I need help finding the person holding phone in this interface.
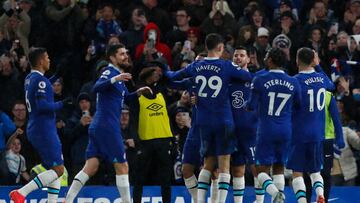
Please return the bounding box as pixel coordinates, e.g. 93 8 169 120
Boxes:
135 22 172 67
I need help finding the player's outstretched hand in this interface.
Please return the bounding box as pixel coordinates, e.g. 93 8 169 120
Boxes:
62 97 73 106
114 73 132 82
137 86 153 96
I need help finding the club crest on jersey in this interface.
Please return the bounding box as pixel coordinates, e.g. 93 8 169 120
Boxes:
102 70 111 75
38 81 46 89
250 83 254 89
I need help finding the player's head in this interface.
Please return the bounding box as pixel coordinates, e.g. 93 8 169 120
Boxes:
296 47 315 68
233 46 250 68
106 43 130 71
205 33 224 55
264 48 286 69
28 47 50 72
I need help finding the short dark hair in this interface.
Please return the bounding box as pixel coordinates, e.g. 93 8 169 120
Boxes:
205 33 224 51
234 46 249 55
28 47 47 68
106 44 125 59
297 47 314 66
267 48 286 67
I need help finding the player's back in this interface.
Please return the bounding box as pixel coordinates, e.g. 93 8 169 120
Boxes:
293 71 328 142
190 58 250 126
24 71 57 134
249 70 301 141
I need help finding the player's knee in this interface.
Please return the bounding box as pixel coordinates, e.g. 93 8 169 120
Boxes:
114 162 128 175
232 167 245 177
53 166 64 177
182 167 193 179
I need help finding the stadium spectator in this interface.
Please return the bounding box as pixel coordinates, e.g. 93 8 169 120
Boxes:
332 126 360 186
65 92 92 180
120 7 148 58
165 7 192 49
253 27 271 68
120 105 137 185
0 53 23 114
134 22 172 68
11 100 40 172
5 136 30 185
200 0 237 38
131 65 173 203
96 4 122 43
0 0 31 56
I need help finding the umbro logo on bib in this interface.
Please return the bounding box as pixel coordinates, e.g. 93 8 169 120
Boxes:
146 103 163 111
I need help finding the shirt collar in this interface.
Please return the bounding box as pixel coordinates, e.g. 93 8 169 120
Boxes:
31 70 44 76
299 69 315 74
204 57 219 60
109 63 122 73
269 69 285 73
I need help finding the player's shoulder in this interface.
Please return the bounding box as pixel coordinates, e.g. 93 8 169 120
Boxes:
255 68 268 75
99 66 116 79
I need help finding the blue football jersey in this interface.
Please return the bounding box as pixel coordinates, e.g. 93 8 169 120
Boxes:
247 70 301 141
230 69 268 139
229 78 257 138
90 64 129 133
292 70 333 143
166 57 252 125
24 70 63 136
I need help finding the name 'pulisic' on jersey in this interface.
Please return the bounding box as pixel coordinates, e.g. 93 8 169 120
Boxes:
304 76 324 85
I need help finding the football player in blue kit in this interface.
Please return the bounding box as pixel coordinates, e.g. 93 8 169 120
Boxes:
10 48 72 203
230 46 264 203
165 33 252 203
287 48 334 203
64 44 151 203
247 48 302 203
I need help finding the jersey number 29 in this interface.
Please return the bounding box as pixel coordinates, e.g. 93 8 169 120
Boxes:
195 75 222 98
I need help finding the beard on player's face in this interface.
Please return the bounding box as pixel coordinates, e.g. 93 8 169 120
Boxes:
119 62 132 72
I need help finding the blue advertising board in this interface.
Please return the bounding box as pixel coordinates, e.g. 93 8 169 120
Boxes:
0 186 359 202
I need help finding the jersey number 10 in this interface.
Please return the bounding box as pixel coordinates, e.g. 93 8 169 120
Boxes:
307 88 326 112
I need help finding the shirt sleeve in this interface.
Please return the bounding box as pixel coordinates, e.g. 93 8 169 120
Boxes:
93 69 117 92
165 64 193 81
329 94 344 144
229 62 252 82
35 79 63 112
315 64 335 91
293 79 302 109
246 76 260 111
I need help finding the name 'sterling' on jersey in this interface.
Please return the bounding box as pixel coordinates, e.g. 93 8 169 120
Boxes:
263 79 294 91
196 65 221 73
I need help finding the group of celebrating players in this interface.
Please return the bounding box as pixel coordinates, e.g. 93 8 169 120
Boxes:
9 33 343 203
